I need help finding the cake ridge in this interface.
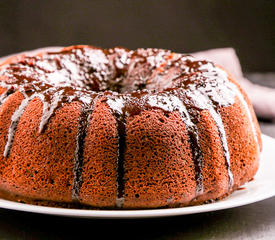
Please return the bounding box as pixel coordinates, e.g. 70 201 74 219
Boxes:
206 101 234 190
165 90 205 196
107 90 206 198
4 91 32 158
229 84 260 153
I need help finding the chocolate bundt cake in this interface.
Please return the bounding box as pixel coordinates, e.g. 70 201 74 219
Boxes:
0 45 261 209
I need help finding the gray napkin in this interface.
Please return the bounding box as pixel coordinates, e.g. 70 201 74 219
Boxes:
0 47 274 119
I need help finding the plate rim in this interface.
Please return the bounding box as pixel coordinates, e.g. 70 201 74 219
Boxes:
0 134 274 219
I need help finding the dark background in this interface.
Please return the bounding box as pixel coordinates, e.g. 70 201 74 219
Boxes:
0 0 274 72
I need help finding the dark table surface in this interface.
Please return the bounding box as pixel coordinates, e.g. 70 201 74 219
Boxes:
0 74 274 240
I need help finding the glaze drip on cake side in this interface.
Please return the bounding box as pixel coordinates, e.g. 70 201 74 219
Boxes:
0 45 254 206
72 101 94 202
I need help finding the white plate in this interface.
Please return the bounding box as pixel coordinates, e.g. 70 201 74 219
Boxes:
0 134 274 219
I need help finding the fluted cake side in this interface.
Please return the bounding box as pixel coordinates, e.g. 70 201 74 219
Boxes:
0 45 261 209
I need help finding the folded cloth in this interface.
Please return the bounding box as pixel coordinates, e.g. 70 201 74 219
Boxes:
0 47 274 119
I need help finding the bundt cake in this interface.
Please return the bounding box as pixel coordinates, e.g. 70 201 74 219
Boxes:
0 45 261 209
